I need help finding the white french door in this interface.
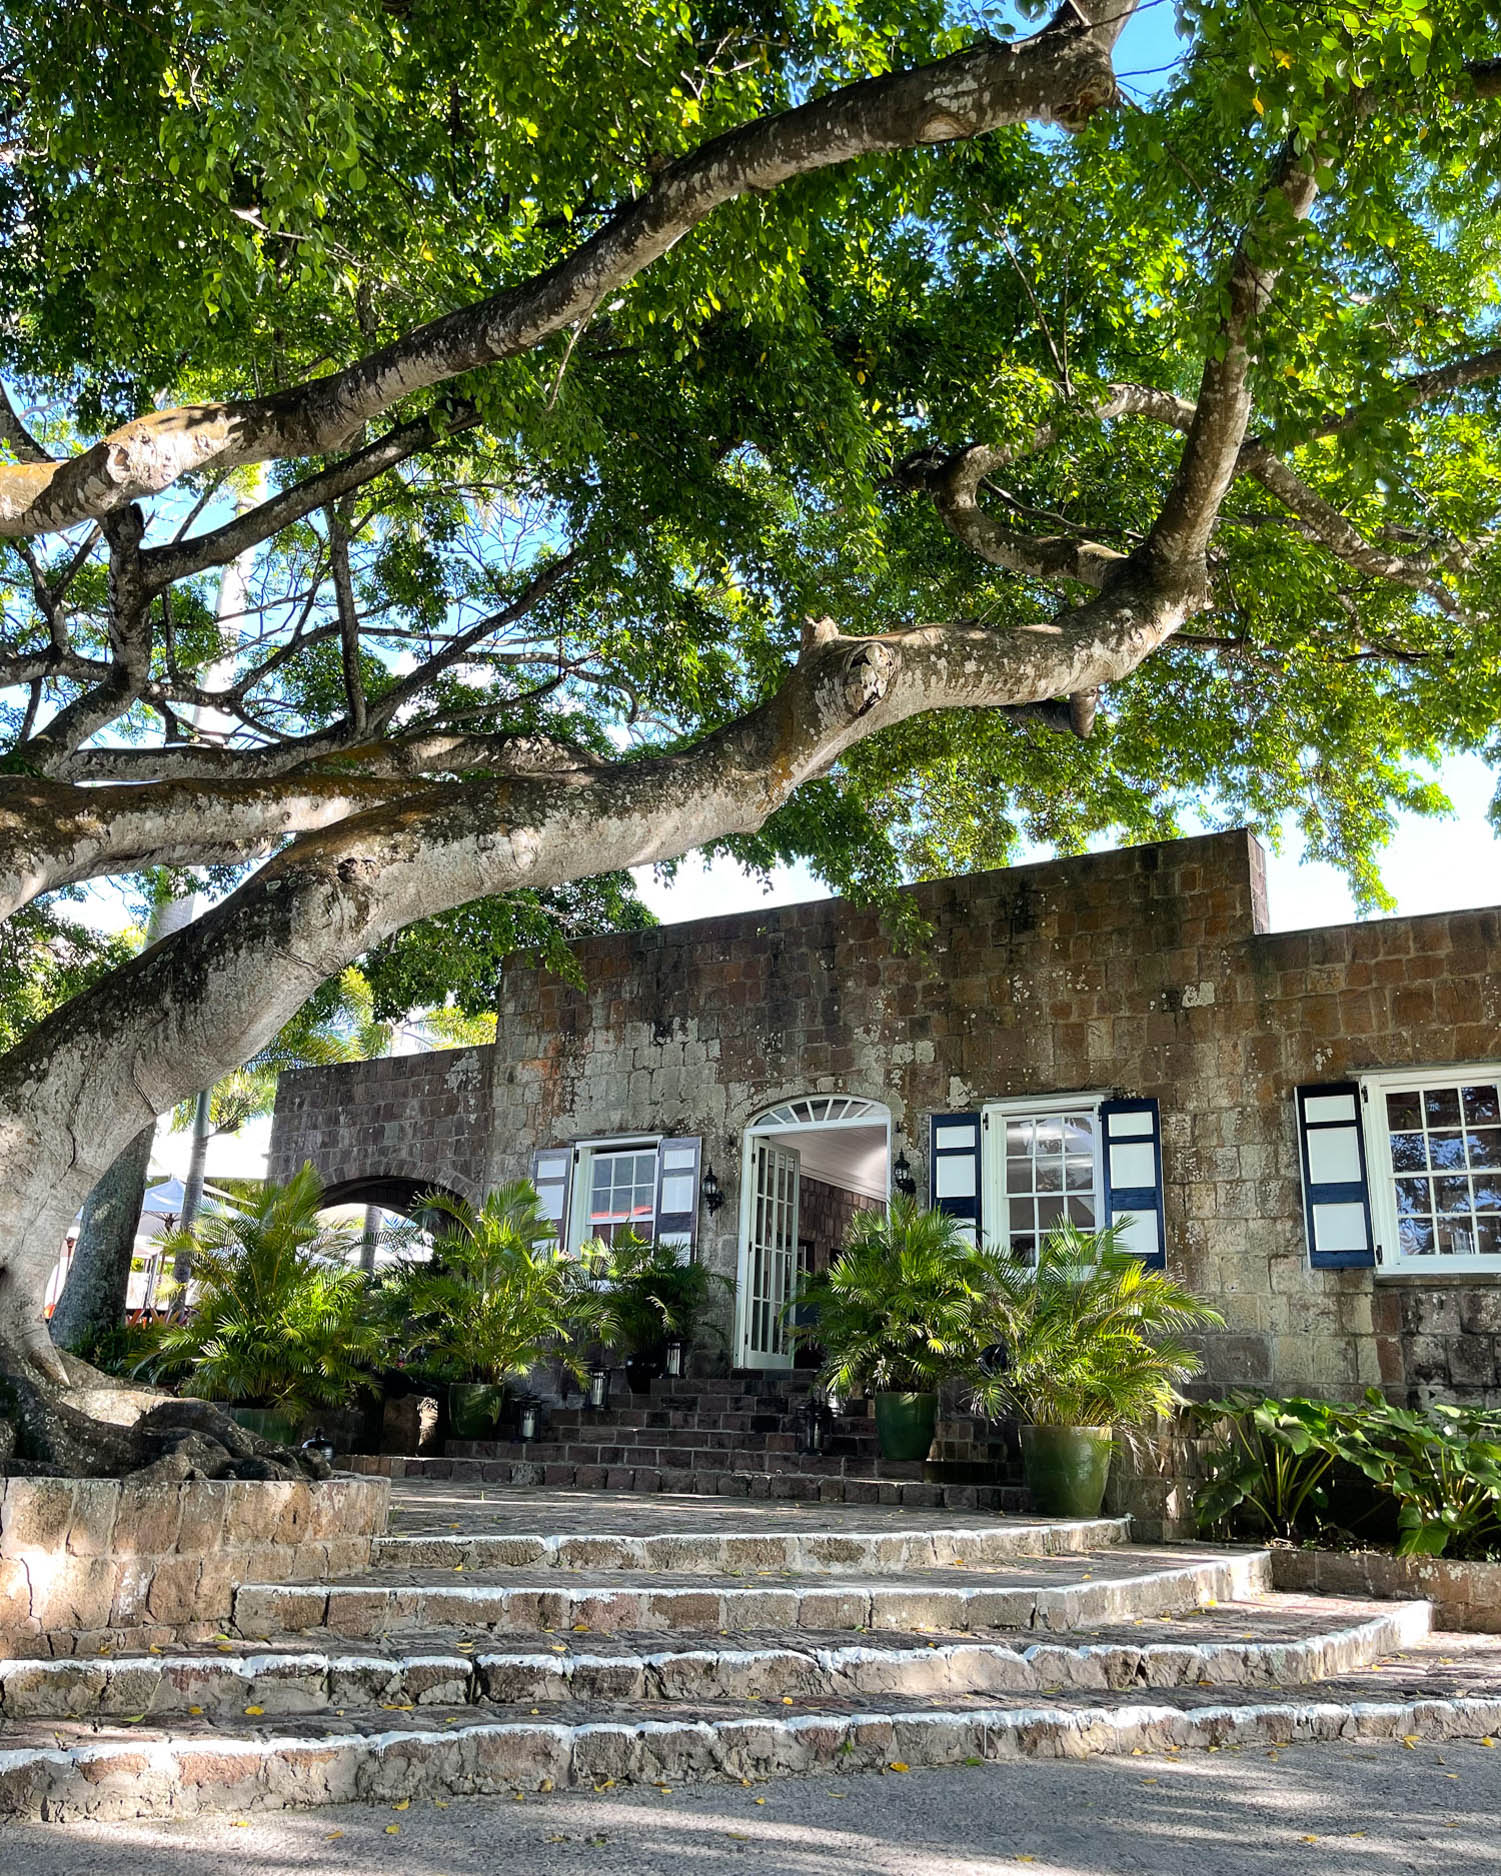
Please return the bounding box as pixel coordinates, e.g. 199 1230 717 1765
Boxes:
736 1138 801 1369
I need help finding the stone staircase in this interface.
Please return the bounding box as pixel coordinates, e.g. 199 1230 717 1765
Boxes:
353 1373 1027 1511
3 1481 1501 1820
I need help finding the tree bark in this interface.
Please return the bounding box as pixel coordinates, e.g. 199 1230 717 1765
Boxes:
47 1121 154 1354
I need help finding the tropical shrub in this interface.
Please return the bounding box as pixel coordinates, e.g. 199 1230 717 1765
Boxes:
588 1231 731 1358
1196 1390 1501 1559
969 1222 1224 1430
786 1196 1010 1395
1192 1395 1356 1541
150 1165 386 1422
390 1180 607 1387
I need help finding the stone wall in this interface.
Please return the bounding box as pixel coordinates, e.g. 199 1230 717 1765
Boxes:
797 1176 884 1276
0 1475 389 1658
270 829 1501 1411
268 1046 495 1210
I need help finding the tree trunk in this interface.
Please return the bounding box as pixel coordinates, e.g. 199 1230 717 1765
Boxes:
47 1120 155 1354
46 888 199 1355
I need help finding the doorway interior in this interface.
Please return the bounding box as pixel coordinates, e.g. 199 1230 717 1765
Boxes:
735 1095 891 1370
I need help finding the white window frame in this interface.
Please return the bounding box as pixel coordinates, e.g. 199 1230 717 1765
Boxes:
981 1090 1110 1260
568 1134 662 1252
1361 1063 1501 1276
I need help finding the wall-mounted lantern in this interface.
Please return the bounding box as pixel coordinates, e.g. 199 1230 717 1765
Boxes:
892 1148 917 1197
701 1164 725 1214
665 1339 685 1378
587 1364 611 1411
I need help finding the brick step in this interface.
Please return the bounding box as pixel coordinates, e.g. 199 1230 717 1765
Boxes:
346 1453 1028 1509
7 1649 1501 1819
370 1515 1129 1575
0 1598 1429 1721
230 1548 1272 1639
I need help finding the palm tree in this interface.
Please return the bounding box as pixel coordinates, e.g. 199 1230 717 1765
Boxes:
388 1182 608 1388
787 1196 1011 1395
149 1165 386 1423
971 1221 1224 1429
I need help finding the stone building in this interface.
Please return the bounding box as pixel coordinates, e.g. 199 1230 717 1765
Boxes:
270 828 1501 1407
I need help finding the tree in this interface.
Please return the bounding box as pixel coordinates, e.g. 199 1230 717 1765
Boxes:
1 0 1500 1456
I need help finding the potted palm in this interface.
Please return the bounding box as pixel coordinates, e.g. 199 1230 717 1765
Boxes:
590 1232 730 1392
787 1197 1008 1462
392 1181 606 1437
973 1221 1224 1518
150 1164 385 1444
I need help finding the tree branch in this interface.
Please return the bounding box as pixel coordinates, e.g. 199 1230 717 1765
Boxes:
139 413 462 591
0 7 1133 539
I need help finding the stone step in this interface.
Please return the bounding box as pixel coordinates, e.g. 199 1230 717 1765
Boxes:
445 1440 899 1472
346 1455 1029 1511
0 1598 1430 1721
6 1636 1501 1820
230 1547 1271 1639
370 1514 1128 1575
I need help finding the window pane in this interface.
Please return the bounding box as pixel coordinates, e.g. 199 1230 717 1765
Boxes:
1429 1130 1467 1171
1398 1218 1436 1256
1390 1131 1428 1172
995 1107 1098 1252
1386 1089 1423 1130
1464 1085 1501 1125
1473 1172 1501 1212
1426 1088 1462 1128
587 1149 657 1243
1438 1217 1480 1254
1477 1219 1501 1257
1395 1177 1430 1217
1467 1131 1501 1169
1436 1176 1473 1216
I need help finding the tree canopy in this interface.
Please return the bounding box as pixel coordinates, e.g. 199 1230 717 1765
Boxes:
1 0 1500 1385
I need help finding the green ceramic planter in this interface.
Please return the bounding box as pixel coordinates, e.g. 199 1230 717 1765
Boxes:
1019 1424 1114 1518
225 1405 302 1448
873 1390 938 1462
448 1382 507 1439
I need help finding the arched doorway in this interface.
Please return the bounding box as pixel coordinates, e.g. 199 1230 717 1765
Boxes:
318 1174 467 1271
735 1095 891 1370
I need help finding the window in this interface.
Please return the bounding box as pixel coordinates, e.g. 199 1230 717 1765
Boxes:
983 1096 1104 1261
579 1143 659 1248
533 1135 703 1255
1365 1069 1501 1270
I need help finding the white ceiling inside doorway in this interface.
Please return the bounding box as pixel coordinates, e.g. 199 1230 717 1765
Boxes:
760 1123 889 1200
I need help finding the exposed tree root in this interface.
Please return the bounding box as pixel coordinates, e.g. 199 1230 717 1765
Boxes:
0 1343 330 1482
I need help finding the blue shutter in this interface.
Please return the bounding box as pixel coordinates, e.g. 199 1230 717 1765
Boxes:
1099 1097 1166 1269
930 1112 982 1242
654 1135 701 1259
530 1146 574 1244
1295 1082 1376 1269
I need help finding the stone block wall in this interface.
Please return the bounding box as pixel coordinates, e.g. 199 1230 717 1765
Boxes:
0 1475 389 1658
268 1046 495 1210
